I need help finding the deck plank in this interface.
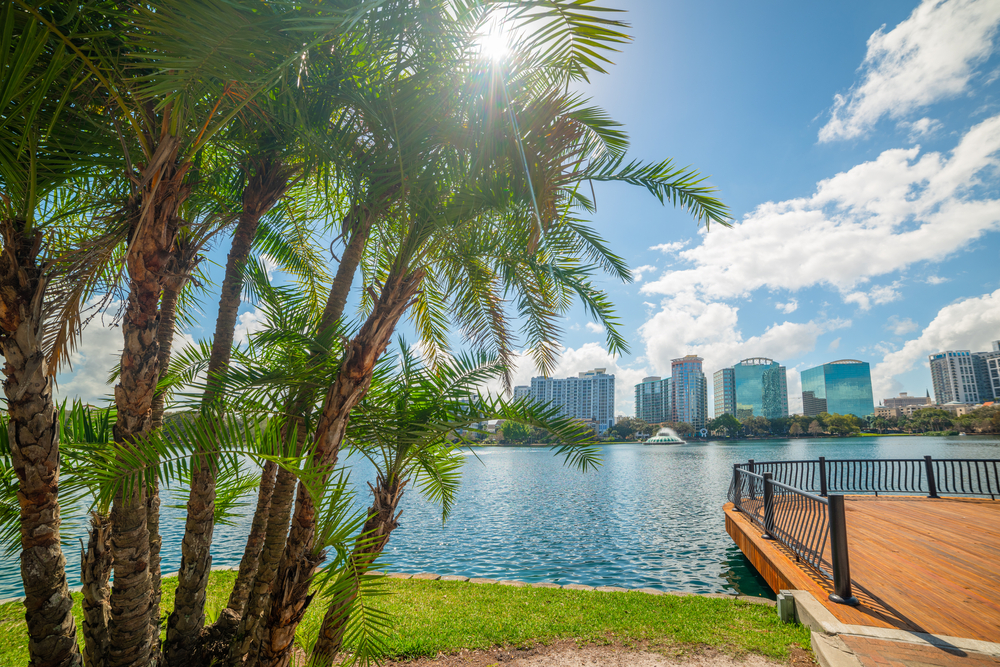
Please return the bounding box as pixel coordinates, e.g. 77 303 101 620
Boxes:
724 496 1000 642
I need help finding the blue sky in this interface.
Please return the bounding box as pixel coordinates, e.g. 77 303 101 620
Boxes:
57 0 1000 417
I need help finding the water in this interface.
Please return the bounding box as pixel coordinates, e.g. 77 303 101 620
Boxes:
2 435 999 600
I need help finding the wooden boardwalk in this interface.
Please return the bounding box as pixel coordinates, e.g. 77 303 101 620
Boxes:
725 495 1000 642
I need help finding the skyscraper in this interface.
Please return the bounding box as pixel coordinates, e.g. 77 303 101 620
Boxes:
732 358 789 420
800 360 874 418
634 376 670 424
930 341 1000 403
513 385 531 401
670 355 707 429
713 368 736 418
530 368 616 433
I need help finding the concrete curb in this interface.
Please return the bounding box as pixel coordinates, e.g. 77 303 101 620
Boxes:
779 590 1000 659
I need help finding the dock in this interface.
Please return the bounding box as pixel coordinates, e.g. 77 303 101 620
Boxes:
725 496 1000 642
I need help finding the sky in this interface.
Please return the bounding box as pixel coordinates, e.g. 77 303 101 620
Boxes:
56 0 1000 419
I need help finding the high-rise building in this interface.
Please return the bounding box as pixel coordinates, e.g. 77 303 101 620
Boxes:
800 360 874 418
513 385 531 401
713 368 736 418
731 358 788 420
634 376 670 424
930 341 1000 404
530 368 615 433
670 355 708 429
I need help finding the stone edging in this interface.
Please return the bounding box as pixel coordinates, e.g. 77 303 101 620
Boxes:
386 572 776 606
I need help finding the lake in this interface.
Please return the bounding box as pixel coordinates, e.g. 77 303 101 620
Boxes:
2 434 999 600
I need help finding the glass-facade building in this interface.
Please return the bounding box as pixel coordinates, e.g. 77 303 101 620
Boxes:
634 376 670 424
800 360 874 418
713 368 736 418
732 358 789 420
670 355 708 429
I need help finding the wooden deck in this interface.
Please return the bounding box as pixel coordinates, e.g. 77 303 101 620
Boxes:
725 495 1000 642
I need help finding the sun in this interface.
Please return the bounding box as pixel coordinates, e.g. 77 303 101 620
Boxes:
475 16 511 61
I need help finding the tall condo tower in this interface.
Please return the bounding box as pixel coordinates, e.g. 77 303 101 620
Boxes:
800 360 874 418
670 355 708 429
930 341 1000 404
530 368 616 433
713 368 736 418
634 376 670 424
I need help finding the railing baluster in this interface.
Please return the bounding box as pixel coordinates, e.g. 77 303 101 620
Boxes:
819 457 828 497
762 472 775 539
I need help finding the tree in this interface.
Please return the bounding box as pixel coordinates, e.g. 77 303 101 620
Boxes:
501 421 531 444
708 414 742 438
789 422 804 436
608 417 649 440
744 416 771 436
808 420 824 436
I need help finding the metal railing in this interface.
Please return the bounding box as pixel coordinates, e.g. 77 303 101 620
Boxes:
736 456 1000 499
728 465 856 605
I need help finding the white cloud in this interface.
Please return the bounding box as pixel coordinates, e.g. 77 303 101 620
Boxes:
776 299 799 314
843 284 902 311
926 274 949 284
886 315 919 335
872 288 1000 399
234 307 268 344
828 337 842 351
632 265 657 282
819 0 1000 142
641 116 1000 305
486 343 649 417
637 294 851 414
649 240 689 254
899 116 943 142
584 322 604 334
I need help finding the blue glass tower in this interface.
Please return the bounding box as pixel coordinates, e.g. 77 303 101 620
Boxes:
800 360 874 418
732 358 789 420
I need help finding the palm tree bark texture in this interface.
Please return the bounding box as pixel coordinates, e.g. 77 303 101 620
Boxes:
311 475 406 665
108 134 187 667
252 268 423 667
81 513 112 667
0 221 82 667
167 157 294 664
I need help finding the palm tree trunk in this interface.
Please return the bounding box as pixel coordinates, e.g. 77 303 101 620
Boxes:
109 135 185 667
225 459 277 617
309 476 405 666
253 269 423 667
81 513 113 667
167 157 293 664
0 222 82 667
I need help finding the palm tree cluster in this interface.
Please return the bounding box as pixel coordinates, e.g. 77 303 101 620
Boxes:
1 1 728 666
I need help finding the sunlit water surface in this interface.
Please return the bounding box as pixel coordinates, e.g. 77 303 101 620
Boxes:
2 435 998 600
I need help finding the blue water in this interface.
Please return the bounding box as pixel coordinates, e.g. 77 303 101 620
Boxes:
2 435 998 600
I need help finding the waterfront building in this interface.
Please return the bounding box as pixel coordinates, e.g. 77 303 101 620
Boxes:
731 358 789 420
974 340 1000 401
800 359 874 418
713 368 736 418
929 347 993 404
513 385 531 400
875 392 933 419
634 376 670 424
669 355 708 429
530 368 615 433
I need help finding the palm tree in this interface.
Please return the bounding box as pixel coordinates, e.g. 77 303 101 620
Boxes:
310 341 599 665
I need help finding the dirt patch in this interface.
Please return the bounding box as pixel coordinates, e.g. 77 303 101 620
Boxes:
380 640 816 667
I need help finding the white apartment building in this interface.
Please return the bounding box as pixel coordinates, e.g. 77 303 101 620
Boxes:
929 341 1000 404
530 368 616 433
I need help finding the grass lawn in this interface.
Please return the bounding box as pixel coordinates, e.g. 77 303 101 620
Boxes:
0 571 811 664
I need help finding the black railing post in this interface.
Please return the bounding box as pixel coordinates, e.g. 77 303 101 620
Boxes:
924 455 939 499
761 472 775 539
827 494 858 606
748 459 757 500
819 456 828 497
731 464 741 512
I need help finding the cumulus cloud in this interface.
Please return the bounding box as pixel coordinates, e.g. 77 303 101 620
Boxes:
485 343 649 417
637 294 851 402
584 322 604 334
649 240 689 254
828 337 842 351
234 307 268 345
900 116 944 142
926 274 949 284
631 264 657 282
886 315 919 335
872 288 1000 399
843 284 902 311
776 299 799 314
819 0 1000 142
641 116 1000 304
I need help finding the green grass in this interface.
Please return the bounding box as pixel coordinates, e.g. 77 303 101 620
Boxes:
0 572 811 664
